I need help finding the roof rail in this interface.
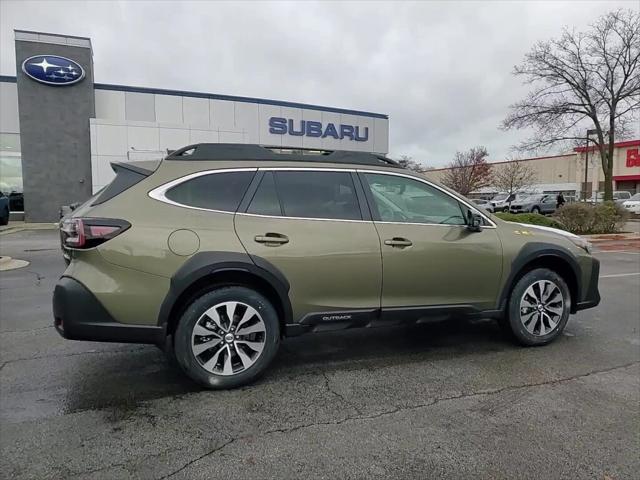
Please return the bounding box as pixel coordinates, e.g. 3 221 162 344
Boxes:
165 144 401 168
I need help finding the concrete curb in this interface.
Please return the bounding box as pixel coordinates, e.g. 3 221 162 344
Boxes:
583 233 640 242
0 222 58 236
0 256 30 271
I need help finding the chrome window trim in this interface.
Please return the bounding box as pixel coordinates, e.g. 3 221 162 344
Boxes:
236 212 369 223
147 165 496 228
258 167 357 172
358 169 497 229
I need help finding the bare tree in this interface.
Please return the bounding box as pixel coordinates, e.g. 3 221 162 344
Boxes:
396 155 426 172
492 158 537 202
441 146 493 195
502 9 640 200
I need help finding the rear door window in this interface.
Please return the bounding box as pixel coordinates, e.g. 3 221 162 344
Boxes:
165 171 254 211
246 172 282 216
274 171 362 220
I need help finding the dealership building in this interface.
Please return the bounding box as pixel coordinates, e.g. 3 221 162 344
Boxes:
0 30 389 222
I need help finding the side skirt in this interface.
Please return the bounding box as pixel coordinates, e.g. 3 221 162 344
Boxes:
284 304 502 337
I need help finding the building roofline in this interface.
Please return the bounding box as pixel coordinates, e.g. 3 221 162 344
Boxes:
574 139 640 152
14 29 91 42
426 153 575 172
0 75 388 119
93 83 388 119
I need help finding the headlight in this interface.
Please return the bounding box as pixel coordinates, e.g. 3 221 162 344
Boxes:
569 236 592 254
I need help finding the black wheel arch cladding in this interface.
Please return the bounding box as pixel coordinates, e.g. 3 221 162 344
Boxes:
498 242 583 311
158 251 293 330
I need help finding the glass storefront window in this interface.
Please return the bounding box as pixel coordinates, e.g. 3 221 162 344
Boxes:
0 133 23 212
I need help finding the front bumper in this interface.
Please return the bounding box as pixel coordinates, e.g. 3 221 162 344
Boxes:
53 276 164 344
575 257 601 311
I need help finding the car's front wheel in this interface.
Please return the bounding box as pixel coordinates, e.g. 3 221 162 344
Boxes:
504 268 571 346
531 206 541 214
174 286 280 389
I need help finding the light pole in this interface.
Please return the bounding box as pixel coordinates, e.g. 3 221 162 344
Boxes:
583 129 598 202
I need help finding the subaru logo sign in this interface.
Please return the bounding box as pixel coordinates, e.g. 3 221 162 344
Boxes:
21 55 85 86
269 117 369 142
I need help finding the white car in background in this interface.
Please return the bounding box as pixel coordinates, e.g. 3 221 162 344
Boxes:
622 193 640 214
588 191 632 205
489 192 531 212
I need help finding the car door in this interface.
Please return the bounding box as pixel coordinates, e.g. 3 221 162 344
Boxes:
541 195 556 213
359 171 502 312
234 169 382 323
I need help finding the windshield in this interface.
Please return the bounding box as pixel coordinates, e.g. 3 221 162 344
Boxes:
629 193 640 201
492 194 509 201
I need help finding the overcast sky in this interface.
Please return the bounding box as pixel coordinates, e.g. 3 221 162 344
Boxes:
1 0 637 167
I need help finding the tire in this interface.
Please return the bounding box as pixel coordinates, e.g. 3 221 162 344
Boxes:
174 286 280 389
531 206 540 214
0 208 8 226
502 207 509 212
504 268 571 346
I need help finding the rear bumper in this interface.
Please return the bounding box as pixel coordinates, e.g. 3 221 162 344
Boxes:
575 257 601 311
53 276 164 344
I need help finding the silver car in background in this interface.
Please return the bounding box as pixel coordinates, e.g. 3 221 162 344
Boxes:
509 194 557 214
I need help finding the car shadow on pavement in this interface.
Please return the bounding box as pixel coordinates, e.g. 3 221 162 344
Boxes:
271 317 511 374
60 317 511 417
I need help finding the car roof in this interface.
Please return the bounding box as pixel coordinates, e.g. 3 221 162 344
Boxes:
164 143 403 169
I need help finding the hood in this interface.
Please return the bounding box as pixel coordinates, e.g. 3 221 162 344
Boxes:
514 222 580 240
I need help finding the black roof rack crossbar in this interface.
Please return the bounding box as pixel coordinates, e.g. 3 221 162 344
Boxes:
165 144 402 168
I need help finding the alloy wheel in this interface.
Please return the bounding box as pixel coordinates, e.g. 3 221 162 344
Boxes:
519 280 564 336
191 301 266 376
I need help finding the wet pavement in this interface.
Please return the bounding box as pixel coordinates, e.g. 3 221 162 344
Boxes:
1 230 639 479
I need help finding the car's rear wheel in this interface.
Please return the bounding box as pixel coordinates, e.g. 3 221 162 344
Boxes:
504 268 571 346
174 286 280 389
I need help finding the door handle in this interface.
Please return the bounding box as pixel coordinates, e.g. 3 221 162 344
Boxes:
254 233 289 245
384 237 413 247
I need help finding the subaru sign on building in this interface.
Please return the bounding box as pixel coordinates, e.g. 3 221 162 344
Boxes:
21 55 86 85
0 30 389 222
268 117 370 142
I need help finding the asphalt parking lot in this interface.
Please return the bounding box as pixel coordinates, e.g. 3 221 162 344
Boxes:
1 229 639 479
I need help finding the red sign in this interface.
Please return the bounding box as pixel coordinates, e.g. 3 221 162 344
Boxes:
627 148 640 167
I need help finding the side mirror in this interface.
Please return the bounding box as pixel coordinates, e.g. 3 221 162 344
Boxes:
466 211 482 232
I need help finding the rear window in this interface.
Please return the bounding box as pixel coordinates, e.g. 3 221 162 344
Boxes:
165 171 254 211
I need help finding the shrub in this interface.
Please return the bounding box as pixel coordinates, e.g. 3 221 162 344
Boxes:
552 201 629 234
495 212 567 230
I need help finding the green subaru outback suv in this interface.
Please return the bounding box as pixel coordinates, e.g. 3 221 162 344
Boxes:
54 144 600 389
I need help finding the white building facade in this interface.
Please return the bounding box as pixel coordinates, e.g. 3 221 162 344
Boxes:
0 30 389 220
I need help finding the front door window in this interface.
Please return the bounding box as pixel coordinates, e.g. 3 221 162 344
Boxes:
362 173 466 225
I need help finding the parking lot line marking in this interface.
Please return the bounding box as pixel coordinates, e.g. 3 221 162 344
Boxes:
600 272 640 278
594 250 640 255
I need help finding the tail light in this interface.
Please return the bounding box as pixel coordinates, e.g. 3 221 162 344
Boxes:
60 218 130 249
